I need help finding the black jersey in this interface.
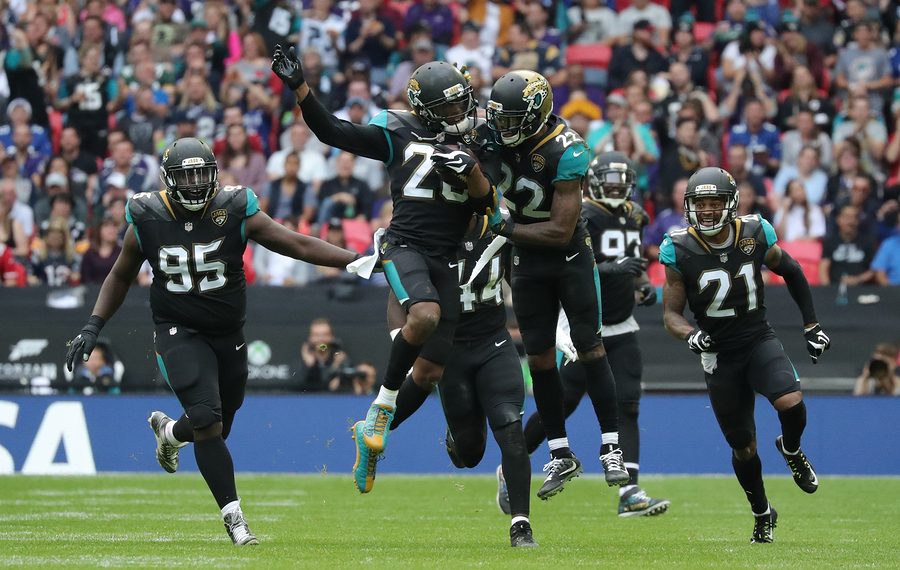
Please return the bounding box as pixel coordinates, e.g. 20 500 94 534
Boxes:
660 215 778 352
125 185 260 335
454 227 508 342
583 199 649 326
476 115 591 251
369 109 474 256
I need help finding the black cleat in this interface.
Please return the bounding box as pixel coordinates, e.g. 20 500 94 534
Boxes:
537 455 582 500
445 428 466 469
599 445 630 487
510 521 538 547
776 436 819 494
751 506 778 544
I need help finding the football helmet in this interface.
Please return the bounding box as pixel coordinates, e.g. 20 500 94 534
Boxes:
588 152 635 208
684 167 739 236
486 70 553 147
159 137 218 211
407 61 477 135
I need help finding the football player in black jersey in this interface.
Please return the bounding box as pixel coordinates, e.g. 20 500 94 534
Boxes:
64 138 360 546
465 70 627 499
382 215 536 547
660 167 831 544
273 47 498 490
522 152 669 516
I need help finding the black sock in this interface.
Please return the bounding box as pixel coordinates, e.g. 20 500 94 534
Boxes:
391 374 432 430
382 331 423 391
580 355 619 434
732 452 769 514
778 401 807 453
529 367 568 448
522 412 546 455
194 436 238 509
618 401 640 486
493 421 530 518
173 414 194 443
523 365 585 455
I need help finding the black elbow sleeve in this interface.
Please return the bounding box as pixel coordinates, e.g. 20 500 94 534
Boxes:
773 252 817 325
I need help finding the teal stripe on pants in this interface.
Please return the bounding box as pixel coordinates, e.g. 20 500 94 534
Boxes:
592 264 603 331
156 353 172 390
383 260 410 304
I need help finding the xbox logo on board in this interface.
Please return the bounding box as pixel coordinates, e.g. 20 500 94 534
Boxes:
247 340 272 366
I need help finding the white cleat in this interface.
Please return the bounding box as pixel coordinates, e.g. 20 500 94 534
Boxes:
224 510 259 546
147 411 186 473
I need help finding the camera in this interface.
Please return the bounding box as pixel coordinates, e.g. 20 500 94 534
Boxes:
868 358 888 378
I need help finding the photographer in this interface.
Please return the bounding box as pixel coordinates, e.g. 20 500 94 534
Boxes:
328 361 377 396
853 344 900 396
296 318 350 392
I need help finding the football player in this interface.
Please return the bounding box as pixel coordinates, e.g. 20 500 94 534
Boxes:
64 138 360 546
521 152 670 516
660 167 831 543
382 215 536 548
272 47 498 489
465 71 628 498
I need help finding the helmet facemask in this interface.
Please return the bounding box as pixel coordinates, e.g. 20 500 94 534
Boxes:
410 80 477 135
486 78 550 147
589 165 635 208
684 190 739 236
161 161 218 211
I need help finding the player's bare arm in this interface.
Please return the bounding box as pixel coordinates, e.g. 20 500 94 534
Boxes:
500 178 581 247
245 210 358 268
662 266 694 341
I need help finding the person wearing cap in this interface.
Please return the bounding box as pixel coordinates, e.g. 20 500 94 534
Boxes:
445 21 493 83
668 17 710 88
608 20 667 91
404 0 454 46
835 20 893 114
559 93 602 138
566 0 621 45
772 19 825 91
344 0 397 86
0 99 52 160
299 0 347 73
618 0 672 48
492 21 565 86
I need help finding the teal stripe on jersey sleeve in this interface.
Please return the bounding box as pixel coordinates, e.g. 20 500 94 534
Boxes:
659 234 679 272
245 187 260 217
760 217 778 249
125 198 143 251
553 143 591 183
368 110 394 165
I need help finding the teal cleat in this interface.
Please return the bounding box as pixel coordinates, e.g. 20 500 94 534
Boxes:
361 403 394 453
617 487 670 517
352 421 381 493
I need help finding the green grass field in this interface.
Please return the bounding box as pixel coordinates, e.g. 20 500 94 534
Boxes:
2 474 898 568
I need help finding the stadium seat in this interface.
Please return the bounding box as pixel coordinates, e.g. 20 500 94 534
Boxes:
694 22 715 43
342 218 375 254
768 240 822 286
566 44 612 69
647 260 666 287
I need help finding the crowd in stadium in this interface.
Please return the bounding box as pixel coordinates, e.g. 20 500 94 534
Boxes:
1 0 899 288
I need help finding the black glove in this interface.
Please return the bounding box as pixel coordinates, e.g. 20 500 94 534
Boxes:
271 44 305 91
686 328 713 354
431 145 476 187
490 215 515 238
65 315 105 372
636 283 657 306
597 256 647 277
803 323 830 364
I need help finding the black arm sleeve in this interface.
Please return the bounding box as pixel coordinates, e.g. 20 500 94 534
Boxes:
298 93 391 163
769 249 818 325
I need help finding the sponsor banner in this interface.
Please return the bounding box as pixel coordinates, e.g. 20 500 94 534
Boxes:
1 395 898 475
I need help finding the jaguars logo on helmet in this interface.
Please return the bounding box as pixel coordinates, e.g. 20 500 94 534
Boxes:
406 61 477 135
487 71 553 147
159 137 219 211
684 167 739 236
588 151 636 208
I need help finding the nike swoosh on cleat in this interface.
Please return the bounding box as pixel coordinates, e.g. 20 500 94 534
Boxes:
495 340 508 347
565 252 579 262
235 343 245 351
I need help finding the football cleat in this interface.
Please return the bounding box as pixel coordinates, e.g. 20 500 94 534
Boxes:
617 487 671 517
509 520 538 548
361 403 394 453
496 465 511 515
147 411 186 473
352 421 381 493
751 506 778 544
776 436 819 494
599 446 630 487
537 455 582 500
445 428 466 469
223 510 259 546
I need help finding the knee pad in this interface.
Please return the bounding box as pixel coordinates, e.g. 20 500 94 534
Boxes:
619 400 640 419
185 404 220 430
724 429 753 451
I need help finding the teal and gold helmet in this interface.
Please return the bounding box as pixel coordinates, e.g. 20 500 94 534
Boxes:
486 70 553 147
684 167 739 236
407 61 477 135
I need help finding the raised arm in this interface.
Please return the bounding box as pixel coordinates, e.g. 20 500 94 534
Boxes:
245 210 358 268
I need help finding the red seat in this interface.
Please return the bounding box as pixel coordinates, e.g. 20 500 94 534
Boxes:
566 43 612 69
768 241 822 286
694 22 715 43
647 260 666 287
342 218 374 254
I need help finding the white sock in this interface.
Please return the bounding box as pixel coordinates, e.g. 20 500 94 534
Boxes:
547 437 569 452
781 438 800 455
510 516 529 527
619 484 637 497
389 328 401 341
373 386 398 408
221 499 241 518
753 505 771 517
163 420 182 446
601 432 619 446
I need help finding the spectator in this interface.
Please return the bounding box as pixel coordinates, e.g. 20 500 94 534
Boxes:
80 215 122 285
553 64 604 110
316 220 349 280
268 122 329 193
825 140 878 214
522 0 563 48
780 107 833 170
174 73 223 143
726 144 769 214
618 0 672 48
560 93 602 139
774 179 826 242
95 173 133 222
70 344 120 395
57 46 118 158
832 96 887 180
0 243 27 287
58 127 100 204
220 125 269 196
834 20 892 113
659 62 719 137
797 0 836 61
123 60 170 117
29 218 81 286
658 118 711 198
492 22 565 87
328 361 377 395
0 178 35 241
7 124 47 184
251 0 300 57
820 205 876 286
262 153 311 222
296 318 350 392
668 18 710 88
388 38 437 105
468 0 516 47
566 0 621 45
721 20 776 89
299 0 346 73
33 173 88 228
253 216 315 286
100 138 155 197
117 87 165 156
713 0 750 51
3 22 53 128
728 98 781 177
736 180 772 221
445 22 494 82
608 20 668 91
773 146 828 204
404 0 454 46
222 33 275 97
872 215 900 285
38 193 88 246
150 0 188 62
0 184 29 260
334 78 383 123
886 105 900 189
853 344 900 396
646 178 689 260
318 152 374 223
775 66 835 132
0 99 52 159
771 20 825 92
344 0 398 86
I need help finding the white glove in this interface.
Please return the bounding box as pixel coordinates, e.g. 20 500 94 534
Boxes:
700 352 718 374
556 311 578 364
